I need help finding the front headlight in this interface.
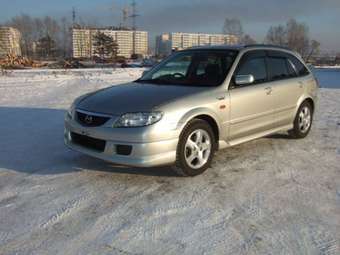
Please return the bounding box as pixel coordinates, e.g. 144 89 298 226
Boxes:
67 103 75 119
114 112 163 127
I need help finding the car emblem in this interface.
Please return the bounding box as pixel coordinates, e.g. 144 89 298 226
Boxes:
84 115 93 124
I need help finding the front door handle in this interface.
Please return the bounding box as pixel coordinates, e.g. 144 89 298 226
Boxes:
265 87 272 95
216 95 226 100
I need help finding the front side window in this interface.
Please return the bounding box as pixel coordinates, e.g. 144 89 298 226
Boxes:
236 57 267 84
138 50 238 87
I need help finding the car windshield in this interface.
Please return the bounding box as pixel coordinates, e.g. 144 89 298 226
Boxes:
137 50 238 87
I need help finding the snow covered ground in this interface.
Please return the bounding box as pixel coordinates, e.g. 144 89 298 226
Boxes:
0 68 339 255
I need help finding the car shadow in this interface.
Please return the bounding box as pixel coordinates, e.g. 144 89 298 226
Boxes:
0 107 177 177
266 133 296 140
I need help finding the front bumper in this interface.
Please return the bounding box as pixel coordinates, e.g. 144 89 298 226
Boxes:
64 115 178 167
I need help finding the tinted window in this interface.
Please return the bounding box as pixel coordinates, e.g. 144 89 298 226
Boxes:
139 50 238 87
288 55 310 76
195 54 223 76
267 57 290 81
236 57 267 84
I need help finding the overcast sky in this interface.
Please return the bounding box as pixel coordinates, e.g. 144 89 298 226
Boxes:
1 0 339 52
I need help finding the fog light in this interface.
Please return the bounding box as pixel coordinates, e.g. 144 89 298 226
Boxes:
116 145 132 156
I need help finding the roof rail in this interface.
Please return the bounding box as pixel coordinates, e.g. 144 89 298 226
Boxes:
244 44 291 50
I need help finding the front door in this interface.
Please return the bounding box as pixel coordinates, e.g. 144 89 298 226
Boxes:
228 50 275 143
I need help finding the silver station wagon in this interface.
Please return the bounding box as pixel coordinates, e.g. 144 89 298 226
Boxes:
65 45 318 176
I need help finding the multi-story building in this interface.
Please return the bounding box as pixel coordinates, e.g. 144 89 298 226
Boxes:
156 32 239 57
72 28 148 59
0 27 22 58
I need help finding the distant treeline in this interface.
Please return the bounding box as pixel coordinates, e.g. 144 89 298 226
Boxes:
1 14 335 63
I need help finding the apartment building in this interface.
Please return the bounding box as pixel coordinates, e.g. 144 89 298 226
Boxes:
72 28 148 59
0 27 22 58
156 32 239 56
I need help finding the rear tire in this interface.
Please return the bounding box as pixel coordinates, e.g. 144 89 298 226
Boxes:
172 119 216 177
289 101 313 139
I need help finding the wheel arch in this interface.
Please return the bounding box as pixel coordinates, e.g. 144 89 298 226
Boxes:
177 108 223 147
295 96 315 116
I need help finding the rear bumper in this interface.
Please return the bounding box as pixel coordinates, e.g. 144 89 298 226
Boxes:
64 116 178 167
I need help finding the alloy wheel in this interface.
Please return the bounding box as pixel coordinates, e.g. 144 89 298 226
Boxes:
184 129 212 169
298 106 311 133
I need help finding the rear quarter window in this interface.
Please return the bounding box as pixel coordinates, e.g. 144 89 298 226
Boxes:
288 55 310 76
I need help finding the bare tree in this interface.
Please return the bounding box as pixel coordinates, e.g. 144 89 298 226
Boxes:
241 34 256 45
265 19 321 61
36 35 57 60
286 19 310 58
6 14 35 57
306 40 321 63
5 14 73 59
60 17 72 58
223 18 243 39
266 25 286 46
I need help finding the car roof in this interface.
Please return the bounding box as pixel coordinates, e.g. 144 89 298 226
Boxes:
186 44 294 53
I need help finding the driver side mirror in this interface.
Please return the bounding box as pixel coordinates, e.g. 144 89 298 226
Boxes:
235 74 255 86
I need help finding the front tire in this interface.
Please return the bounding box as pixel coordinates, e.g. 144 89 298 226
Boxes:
172 119 216 177
289 101 313 139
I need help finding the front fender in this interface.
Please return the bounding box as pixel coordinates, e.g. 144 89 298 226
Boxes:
176 107 223 135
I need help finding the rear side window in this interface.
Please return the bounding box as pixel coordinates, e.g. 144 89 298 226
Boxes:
267 57 290 81
288 55 310 76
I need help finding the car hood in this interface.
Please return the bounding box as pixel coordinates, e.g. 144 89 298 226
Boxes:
77 82 207 115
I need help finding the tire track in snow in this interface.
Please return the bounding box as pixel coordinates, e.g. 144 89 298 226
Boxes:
150 185 211 220
86 184 163 241
309 226 339 255
0 231 9 245
39 195 88 229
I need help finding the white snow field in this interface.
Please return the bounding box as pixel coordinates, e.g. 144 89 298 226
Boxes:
0 68 339 255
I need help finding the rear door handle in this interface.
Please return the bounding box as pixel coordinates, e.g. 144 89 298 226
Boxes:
265 87 272 95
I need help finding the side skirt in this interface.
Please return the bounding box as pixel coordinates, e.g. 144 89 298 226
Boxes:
218 124 293 150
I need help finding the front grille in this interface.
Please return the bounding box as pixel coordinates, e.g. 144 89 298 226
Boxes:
71 132 106 152
76 110 111 127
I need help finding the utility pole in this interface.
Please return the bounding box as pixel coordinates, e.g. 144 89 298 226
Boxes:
109 2 115 28
129 0 140 56
72 7 76 26
122 7 129 28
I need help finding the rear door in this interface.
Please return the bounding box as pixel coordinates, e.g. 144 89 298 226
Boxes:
266 51 305 127
228 50 276 143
